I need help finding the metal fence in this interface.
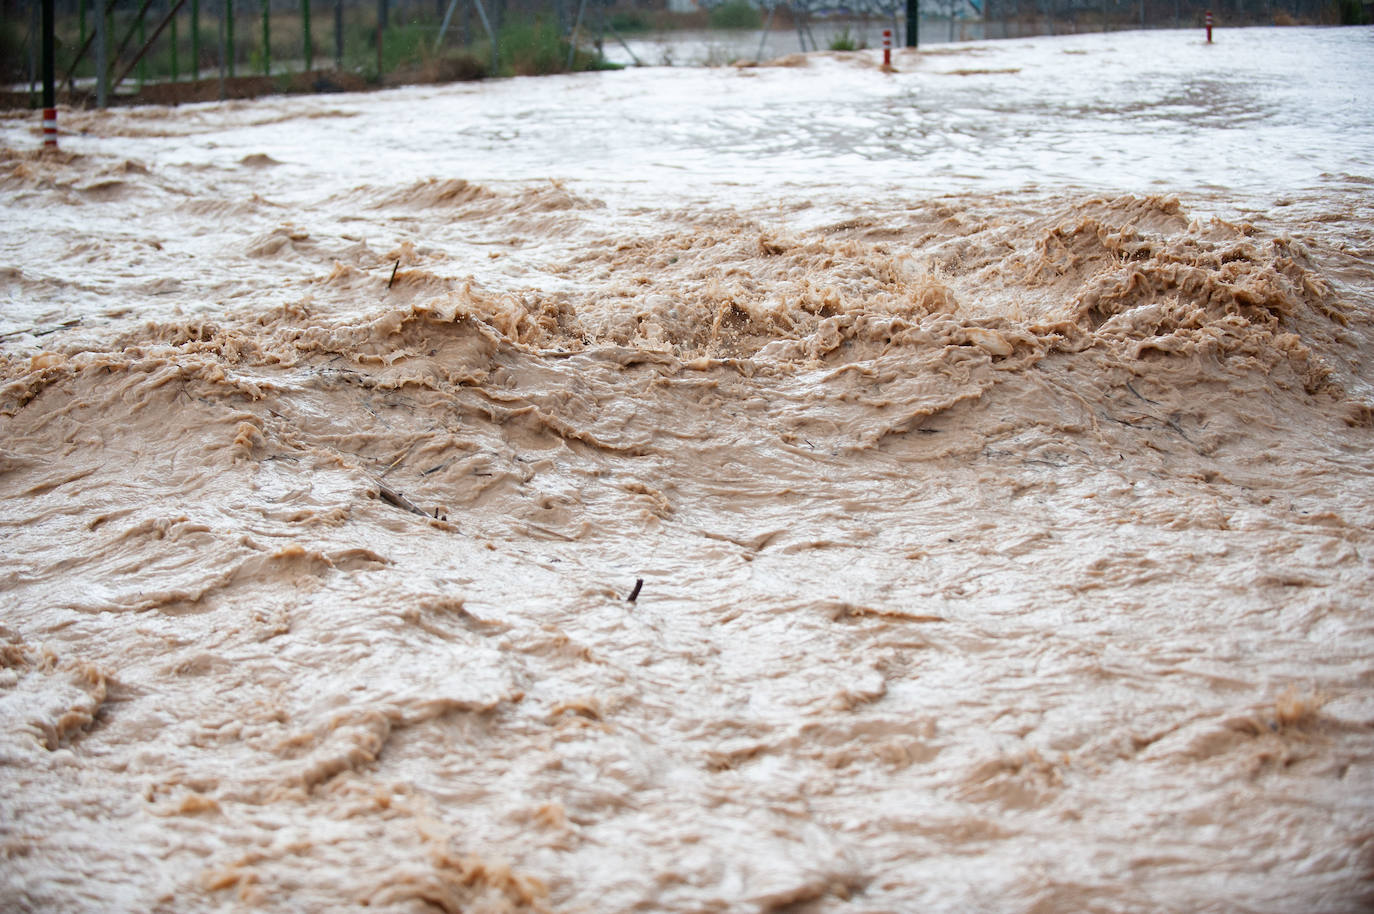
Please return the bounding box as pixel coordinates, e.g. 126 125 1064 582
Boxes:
3 0 617 105
2 0 1367 108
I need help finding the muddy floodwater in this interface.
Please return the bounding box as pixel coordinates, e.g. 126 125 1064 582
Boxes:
3 25 1374 913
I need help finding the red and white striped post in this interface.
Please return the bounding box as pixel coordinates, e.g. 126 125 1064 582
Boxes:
42 107 57 149
1205 10 1213 42
882 28 892 66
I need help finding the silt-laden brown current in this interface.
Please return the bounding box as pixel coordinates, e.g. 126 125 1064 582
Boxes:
3 30 1374 914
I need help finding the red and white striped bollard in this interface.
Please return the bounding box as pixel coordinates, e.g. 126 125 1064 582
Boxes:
1205 10 1213 43
42 107 57 149
882 28 892 67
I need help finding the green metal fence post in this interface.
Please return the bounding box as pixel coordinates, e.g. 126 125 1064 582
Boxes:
218 0 227 96
96 0 108 104
137 6 147 87
262 0 270 74
375 0 383 77
303 0 312 71
227 0 235 78
192 0 200 78
171 3 179 79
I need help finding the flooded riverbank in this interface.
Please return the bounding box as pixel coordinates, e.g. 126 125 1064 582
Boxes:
3 26 1373 914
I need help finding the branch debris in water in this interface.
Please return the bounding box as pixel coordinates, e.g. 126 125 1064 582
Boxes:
374 478 427 517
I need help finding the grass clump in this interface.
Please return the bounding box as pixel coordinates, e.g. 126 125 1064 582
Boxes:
709 1 762 30
608 10 651 33
493 17 613 76
356 17 491 82
375 20 442 73
828 27 861 50
498 18 565 74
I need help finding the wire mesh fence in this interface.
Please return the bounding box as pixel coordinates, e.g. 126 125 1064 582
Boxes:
2 0 1368 107
2 0 624 105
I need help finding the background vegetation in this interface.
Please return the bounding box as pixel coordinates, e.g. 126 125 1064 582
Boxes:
2 0 1369 106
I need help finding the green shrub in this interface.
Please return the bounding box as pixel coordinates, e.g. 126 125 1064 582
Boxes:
497 18 565 75
492 17 611 76
709 1 762 30
828 27 860 50
608 11 651 33
1335 0 1370 23
376 20 438 73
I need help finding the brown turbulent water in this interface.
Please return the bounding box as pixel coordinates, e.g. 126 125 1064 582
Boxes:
3 57 1374 913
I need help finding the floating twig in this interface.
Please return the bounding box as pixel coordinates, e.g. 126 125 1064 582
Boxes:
375 478 428 517
626 578 644 603
387 259 401 289
1125 380 1160 405
1165 415 1195 444
524 522 578 542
